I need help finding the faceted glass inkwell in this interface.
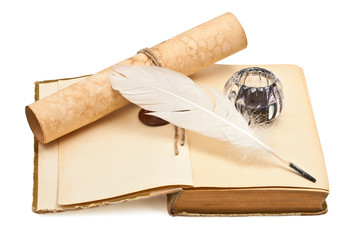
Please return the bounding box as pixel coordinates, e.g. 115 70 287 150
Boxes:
224 67 284 125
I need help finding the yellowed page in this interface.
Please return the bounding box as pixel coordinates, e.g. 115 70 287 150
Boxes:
57 80 193 205
188 64 329 191
35 81 62 211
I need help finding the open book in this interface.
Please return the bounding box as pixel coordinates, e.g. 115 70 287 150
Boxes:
32 64 329 215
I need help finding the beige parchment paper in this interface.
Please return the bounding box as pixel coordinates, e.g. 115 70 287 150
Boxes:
26 12 247 144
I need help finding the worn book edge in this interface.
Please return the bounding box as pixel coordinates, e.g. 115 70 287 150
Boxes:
167 188 328 217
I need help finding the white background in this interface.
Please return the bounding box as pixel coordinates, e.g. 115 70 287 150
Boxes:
1 0 359 239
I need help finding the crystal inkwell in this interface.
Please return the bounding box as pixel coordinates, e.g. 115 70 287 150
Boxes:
224 67 284 125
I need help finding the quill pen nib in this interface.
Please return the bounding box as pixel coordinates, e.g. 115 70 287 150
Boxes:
289 162 316 183
257 142 317 183
268 149 316 183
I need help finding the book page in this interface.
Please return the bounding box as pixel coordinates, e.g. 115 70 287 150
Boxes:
35 78 193 206
188 64 329 190
35 81 62 211
57 79 193 205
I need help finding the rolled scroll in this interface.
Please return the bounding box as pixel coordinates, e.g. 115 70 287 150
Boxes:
26 12 247 144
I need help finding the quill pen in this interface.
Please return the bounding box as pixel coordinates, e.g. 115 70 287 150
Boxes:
109 65 316 183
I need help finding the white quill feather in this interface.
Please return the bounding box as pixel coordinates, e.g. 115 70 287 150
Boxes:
109 65 316 182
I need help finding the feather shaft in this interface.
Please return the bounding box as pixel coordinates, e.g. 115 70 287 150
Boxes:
109 65 316 183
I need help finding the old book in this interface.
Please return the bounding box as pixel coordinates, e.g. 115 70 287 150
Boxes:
32 64 329 215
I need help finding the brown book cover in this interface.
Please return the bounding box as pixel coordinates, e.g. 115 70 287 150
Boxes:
32 64 329 215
